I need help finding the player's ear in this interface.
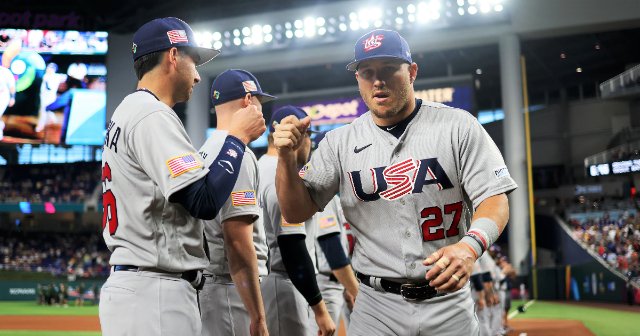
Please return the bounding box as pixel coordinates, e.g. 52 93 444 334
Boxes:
409 62 418 83
167 48 179 68
242 93 252 107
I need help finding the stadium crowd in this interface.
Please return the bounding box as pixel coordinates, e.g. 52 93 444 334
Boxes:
0 162 99 203
567 199 640 278
0 231 110 278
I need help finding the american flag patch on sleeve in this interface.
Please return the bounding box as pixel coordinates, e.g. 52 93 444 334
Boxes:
166 153 202 178
232 190 257 206
318 216 337 229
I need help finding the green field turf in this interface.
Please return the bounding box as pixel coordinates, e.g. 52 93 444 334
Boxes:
509 300 640 336
0 301 98 316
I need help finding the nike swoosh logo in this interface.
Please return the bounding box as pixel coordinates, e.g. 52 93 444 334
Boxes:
386 125 398 131
354 144 372 154
218 160 235 174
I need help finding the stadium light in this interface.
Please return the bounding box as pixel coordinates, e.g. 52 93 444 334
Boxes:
192 0 509 54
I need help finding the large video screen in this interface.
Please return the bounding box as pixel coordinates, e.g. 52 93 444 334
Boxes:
0 29 107 146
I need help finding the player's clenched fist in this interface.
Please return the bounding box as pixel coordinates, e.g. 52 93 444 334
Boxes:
273 115 311 153
228 104 266 144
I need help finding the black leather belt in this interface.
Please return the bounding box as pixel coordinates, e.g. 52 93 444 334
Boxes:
320 273 339 282
113 265 205 290
356 272 438 301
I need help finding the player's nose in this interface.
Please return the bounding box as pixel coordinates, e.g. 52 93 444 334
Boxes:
193 70 201 84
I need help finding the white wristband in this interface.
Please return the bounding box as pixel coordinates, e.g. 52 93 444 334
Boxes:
466 217 500 251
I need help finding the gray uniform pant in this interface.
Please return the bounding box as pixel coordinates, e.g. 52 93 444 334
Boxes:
262 271 312 336
348 282 479 336
99 270 200 336
309 274 345 334
200 274 251 336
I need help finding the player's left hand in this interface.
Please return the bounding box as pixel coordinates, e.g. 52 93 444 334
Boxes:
423 241 477 293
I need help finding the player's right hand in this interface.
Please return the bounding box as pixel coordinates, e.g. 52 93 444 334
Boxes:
273 115 311 153
228 104 266 145
343 289 356 311
311 301 336 336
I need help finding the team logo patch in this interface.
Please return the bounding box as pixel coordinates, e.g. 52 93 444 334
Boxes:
213 90 220 100
242 80 257 92
318 216 337 229
281 215 304 227
131 43 137 54
298 162 310 178
494 166 510 179
226 149 238 158
167 30 188 44
363 33 384 52
166 153 202 178
232 190 257 206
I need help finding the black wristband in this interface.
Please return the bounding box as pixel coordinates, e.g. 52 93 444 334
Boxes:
465 232 487 254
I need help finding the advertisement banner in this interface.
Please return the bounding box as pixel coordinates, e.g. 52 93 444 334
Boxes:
276 84 474 126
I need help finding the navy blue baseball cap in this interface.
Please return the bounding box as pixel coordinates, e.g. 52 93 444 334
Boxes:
132 17 220 66
211 69 276 106
269 105 309 132
346 29 412 71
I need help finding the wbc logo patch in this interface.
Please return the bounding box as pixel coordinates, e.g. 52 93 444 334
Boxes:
363 33 384 52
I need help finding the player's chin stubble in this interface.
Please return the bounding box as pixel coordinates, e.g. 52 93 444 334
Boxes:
367 86 411 121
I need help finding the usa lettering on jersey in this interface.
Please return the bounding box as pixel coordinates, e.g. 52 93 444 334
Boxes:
348 157 453 202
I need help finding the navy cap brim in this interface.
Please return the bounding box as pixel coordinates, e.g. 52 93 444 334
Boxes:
194 47 221 66
346 55 411 71
256 93 277 104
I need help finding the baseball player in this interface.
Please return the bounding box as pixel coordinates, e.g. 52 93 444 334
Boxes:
0 64 16 140
309 194 359 335
36 63 61 132
198 69 275 336
258 105 335 336
99 17 265 336
272 28 517 335
472 253 501 336
470 259 489 336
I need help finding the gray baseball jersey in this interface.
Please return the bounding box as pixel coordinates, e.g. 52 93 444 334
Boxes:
258 154 317 273
101 90 209 272
314 195 348 275
302 101 517 280
198 130 268 276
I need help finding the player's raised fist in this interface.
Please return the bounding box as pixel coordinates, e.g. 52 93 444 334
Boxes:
273 115 311 152
228 104 266 144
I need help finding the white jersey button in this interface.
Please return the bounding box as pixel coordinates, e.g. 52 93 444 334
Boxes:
409 262 416 269
405 231 411 238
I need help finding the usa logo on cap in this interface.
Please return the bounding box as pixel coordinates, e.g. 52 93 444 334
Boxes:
363 34 384 52
242 80 257 92
167 30 188 44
